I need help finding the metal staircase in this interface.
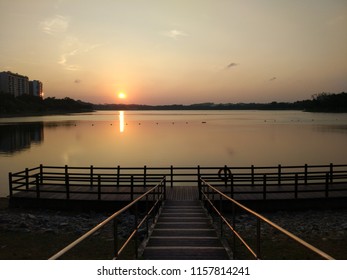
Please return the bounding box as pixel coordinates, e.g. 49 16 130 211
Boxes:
142 200 229 260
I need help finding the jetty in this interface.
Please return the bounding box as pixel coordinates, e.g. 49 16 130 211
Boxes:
8 163 347 260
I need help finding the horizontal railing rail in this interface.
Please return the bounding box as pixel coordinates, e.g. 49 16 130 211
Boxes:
199 178 335 260
9 163 347 200
49 177 166 260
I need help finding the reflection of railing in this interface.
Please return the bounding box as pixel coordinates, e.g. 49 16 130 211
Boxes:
9 164 347 200
49 177 166 260
199 178 334 260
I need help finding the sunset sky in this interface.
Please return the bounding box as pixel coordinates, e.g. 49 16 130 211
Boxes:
1 0 346 105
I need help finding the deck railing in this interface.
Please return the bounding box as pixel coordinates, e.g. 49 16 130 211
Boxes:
199 178 335 260
49 177 166 260
9 163 347 200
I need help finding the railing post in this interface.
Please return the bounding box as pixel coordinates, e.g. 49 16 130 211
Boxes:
263 174 267 200
197 165 201 200
117 165 120 187
130 175 134 201
36 174 40 199
65 165 70 199
278 164 281 186
134 203 139 259
8 172 13 197
330 163 333 184
90 165 94 188
232 203 236 259
219 194 223 237
230 174 234 199
304 164 308 185
325 173 329 198
295 173 298 199
251 165 254 187
170 165 173 188
39 164 43 184
163 178 167 201
144 165 147 188
25 168 29 190
98 175 101 200
256 218 261 259
113 218 118 259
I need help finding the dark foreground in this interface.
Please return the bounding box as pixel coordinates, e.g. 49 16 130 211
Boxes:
0 198 346 260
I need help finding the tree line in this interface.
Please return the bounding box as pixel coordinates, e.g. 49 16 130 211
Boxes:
0 91 346 116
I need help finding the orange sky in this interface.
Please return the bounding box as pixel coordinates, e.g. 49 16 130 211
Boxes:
1 0 346 104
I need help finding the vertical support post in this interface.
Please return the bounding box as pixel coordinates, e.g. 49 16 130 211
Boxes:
197 165 201 200
251 165 254 187
90 165 94 188
163 178 167 201
36 174 40 199
134 203 139 259
325 173 329 198
113 218 118 259
230 174 234 199
25 168 29 190
304 164 308 185
130 175 134 201
143 165 147 188
146 194 149 238
219 194 223 237
39 164 43 184
263 174 267 200
294 173 298 199
98 175 101 200
117 165 120 187
232 203 236 259
330 163 333 184
65 165 70 199
170 165 173 188
8 172 13 197
278 164 281 186
256 218 261 259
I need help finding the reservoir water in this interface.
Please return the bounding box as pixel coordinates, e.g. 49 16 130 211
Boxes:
1 110 347 197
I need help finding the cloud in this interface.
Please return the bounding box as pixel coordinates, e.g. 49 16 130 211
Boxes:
164 29 188 40
39 15 69 35
58 48 79 71
58 37 101 71
269 77 277 81
226 62 239 69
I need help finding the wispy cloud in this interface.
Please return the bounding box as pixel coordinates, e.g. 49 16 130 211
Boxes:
269 77 277 81
164 29 188 40
225 62 239 69
58 36 101 71
39 15 69 35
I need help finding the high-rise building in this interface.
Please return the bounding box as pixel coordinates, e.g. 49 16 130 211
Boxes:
29 80 43 97
0 71 30 97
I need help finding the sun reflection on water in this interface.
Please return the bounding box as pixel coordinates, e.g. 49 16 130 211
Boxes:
119 111 125 133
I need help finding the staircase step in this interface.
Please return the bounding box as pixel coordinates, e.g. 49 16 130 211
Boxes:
143 247 229 260
147 236 221 247
151 228 217 237
156 222 211 229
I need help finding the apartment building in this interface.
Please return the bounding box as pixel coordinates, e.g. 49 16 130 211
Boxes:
0 71 43 98
29 80 43 97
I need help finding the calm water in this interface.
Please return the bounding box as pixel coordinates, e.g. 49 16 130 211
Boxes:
1 110 347 196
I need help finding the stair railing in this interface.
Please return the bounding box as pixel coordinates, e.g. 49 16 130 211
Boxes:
49 177 166 260
199 178 334 260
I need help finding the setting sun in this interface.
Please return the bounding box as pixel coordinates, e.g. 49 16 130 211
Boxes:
117 92 127 99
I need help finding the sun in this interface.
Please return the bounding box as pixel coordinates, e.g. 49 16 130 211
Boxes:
117 91 127 99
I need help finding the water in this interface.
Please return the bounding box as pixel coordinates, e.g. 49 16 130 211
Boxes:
1 110 347 196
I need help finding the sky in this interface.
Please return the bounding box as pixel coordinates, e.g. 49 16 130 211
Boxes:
1 0 346 105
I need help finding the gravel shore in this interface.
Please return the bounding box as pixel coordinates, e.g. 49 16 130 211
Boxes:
0 198 346 259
